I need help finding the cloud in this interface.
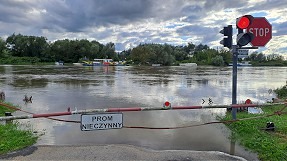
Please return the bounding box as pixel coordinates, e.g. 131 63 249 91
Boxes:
0 0 286 54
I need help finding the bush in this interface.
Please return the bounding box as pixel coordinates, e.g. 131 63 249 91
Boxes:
0 57 40 65
211 55 224 66
274 84 287 98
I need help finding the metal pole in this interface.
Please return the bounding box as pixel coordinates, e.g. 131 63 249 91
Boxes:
232 45 238 120
229 131 236 155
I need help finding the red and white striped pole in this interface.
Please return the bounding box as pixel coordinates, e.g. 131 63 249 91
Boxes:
1 102 284 121
0 111 72 121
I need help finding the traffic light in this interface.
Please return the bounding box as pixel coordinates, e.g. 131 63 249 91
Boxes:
236 15 254 47
219 25 232 49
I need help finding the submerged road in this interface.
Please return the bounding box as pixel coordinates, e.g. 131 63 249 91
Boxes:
1 144 250 161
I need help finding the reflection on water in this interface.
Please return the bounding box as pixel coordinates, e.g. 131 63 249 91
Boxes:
10 77 49 88
1 65 286 160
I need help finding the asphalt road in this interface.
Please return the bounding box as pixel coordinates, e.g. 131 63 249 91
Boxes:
0 144 249 161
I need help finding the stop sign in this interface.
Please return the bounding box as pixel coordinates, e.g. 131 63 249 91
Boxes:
246 17 272 47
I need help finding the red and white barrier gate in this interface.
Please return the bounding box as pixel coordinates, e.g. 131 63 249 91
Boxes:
0 103 284 121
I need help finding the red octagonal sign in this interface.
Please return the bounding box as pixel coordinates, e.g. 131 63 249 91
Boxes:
246 17 272 47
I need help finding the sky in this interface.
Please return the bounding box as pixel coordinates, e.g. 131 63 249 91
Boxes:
0 0 286 57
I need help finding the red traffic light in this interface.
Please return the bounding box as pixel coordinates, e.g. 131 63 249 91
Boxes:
236 15 254 29
237 17 250 29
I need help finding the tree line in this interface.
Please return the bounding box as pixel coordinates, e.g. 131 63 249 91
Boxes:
244 52 287 66
0 33 286 66
126 43 232 66
0 34 118 64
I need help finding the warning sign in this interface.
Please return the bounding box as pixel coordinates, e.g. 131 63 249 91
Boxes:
81 113 123 131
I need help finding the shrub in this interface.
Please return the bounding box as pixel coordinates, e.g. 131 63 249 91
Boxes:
274 84 287 98
211 55 224 66
0 57 40 65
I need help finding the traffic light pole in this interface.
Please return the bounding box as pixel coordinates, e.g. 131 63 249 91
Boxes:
231 45 238 120
224 15 261 120
230 45 257 120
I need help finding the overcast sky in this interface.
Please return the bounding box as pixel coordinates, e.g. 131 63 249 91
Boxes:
0 0 286 56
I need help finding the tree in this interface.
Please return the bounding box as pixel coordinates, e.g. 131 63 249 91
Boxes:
212 55 224 66
266 54 284 61
218 48 232 65
118 49 131 61
4 33 254 66
130 45 152 64
50 39 69 62
104 42 118 60
6 34 49 60
195 43 209 52
257 53 265 62
248 52 258 61
130 43 177 65
191 48 217 65
183 42 196 54
5 34 107 63
173 46 188 61
89 41 100 59
0 38 6 57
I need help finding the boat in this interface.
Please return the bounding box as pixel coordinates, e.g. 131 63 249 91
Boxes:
81 59 111 66
93 59 113 66
179 63 197 67
73 63 83 66
117 61 127 66
81 59 127 66
82 61 93 66
55 61 64 65
228 61 252 66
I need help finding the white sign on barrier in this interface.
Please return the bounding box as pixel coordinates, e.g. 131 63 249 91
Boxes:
81 113 123 131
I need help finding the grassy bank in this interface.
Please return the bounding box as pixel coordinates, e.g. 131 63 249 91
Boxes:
0 103 37 155
222 104 287 161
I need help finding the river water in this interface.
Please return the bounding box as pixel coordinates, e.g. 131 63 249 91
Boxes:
1 65 287 160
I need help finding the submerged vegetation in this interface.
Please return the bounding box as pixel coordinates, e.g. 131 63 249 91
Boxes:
0 103 37 155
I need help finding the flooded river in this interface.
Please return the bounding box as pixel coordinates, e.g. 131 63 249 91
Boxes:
1 65 287 160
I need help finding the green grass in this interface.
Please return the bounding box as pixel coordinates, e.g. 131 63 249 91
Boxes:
0 103 14 114
221 105 287 161
0 103 37 155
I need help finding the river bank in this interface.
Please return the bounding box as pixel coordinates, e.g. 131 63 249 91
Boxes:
221 104 287 161
0 102 37 155
221 83 287 161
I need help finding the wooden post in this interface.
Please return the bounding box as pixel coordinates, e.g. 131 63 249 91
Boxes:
0 91 5 102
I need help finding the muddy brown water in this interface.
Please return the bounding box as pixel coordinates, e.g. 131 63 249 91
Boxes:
1 65 287 160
